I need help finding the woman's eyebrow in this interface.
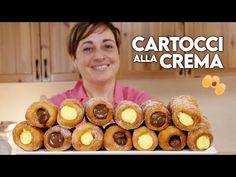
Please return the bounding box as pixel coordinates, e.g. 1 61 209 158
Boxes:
81 41 93 46
103 39 115 43
80 39 115 47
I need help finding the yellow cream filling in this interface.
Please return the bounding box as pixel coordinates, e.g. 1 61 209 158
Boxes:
80 130 94 145
61 106 78 120
20 129 32 145
138 133 153 150
121 108 137 124
178 112 194 126
196 135 210 150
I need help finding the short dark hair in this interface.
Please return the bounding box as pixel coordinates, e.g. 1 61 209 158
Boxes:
68 22 121 59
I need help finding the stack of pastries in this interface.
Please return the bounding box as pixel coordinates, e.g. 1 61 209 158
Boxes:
13 95 213 152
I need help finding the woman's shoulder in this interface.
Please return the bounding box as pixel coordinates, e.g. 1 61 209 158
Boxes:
48 80 87 107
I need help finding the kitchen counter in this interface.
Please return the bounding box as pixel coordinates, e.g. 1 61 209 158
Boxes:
0 76 235 154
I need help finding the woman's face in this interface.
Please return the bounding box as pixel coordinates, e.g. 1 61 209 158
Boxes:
75 26 120 84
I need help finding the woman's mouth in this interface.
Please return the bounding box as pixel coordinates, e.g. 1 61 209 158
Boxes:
92 64 110 71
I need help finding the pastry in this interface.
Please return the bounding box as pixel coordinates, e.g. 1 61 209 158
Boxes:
158 126 186 151
114 100 144 130
141 99 171 131
140 99 165 109
104 125 132 151
25 100 58 128
44 125 72 151
12 121 44 151
72 122 103 151
167 95 202 131
85 97 113 126
132 126 158 151
57 99 84 129
187 116 213 151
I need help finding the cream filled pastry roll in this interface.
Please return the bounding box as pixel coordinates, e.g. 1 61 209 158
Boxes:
187 116 213 151
167 95 202 131
104 125 132 151
114 100 144 130
44 125 72 151
25 100 58 128
141 100 171 131
85 97 113 126
72 122 103 151
158 126 187 151
132 126 158 151
57 99 84 129
13 121 44 151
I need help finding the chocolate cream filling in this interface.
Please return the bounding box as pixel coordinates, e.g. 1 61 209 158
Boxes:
113 132 127 146
37 108 50 125
93 104 109 119
169 135 181 148
48 132 64 148
150 112 166 128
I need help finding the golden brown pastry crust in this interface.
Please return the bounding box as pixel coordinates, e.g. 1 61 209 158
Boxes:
167 95 201 131
13 121 44 151
114 100 144 130
132 126 158 151
44 125 72 151
141 100 171 131
199 116 211 129
25 101 58 128
104 125 132 151
140 99 165 109
57 99 84 129
85 97 113 126
187 117 213 151
158 126 186 151
72 122 103 151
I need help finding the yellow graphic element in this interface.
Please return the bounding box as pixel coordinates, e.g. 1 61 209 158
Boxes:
211 75 220 88
215 83 226 96
202 75 212 88
201 75 226 95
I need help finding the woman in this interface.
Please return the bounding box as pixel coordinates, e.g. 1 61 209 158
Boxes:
49 22 154 107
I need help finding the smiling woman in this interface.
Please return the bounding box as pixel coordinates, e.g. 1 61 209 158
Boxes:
71 23 120 91
49 22 154 108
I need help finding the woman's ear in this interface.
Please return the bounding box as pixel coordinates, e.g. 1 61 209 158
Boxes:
72 59 82 79
72 58 79 71
70 55 77 71
70 54 76 61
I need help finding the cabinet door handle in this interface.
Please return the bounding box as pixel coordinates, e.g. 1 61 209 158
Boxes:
35 59 39 80
44 59 48 79
179 68 183 75
188 68 191 75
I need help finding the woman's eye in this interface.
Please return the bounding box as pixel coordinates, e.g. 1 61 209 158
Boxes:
83 47 93 52
104 44 113 49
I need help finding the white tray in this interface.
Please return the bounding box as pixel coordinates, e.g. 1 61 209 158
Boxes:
13 146 217 155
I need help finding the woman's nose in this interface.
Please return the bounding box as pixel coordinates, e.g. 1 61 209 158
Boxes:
93 50 106 61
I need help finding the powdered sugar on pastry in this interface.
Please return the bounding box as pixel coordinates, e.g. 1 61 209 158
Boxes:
50 125 72 137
